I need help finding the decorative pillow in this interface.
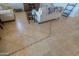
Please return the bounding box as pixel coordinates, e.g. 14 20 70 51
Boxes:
48 7 55 14
57 7 63 12
48 7 52 14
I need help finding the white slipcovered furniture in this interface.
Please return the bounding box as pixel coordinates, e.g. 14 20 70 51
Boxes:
38 7 62 23
32 4 63 23
0 9 15 22
0 4 15 22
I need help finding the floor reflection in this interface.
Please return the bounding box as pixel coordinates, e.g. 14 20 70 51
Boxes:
0 12 50 55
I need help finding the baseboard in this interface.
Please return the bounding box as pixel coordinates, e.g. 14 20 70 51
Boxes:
38 18 59 24
2 19 15 23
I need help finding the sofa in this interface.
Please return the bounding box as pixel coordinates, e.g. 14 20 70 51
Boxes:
0 4 15 22
32 3 63 23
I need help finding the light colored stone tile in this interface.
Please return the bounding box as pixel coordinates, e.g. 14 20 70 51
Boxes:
0 39 23 55
1 12 49 47
21 37 52 56
11 48 28 56
2 12 79 56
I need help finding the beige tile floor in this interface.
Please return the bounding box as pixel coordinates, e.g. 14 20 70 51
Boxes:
0 12 50 56
1 12 79 56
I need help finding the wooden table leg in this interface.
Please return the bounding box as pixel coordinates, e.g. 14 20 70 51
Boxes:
0 37 1 40
0 25 3 29
0 19 3 29
0 19 4 25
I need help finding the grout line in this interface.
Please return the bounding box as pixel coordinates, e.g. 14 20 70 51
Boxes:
8 35 50 56
8 21 52 56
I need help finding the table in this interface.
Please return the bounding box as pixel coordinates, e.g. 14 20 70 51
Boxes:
0 19 3 29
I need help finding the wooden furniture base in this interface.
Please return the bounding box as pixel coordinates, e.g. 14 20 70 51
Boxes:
0 25 3 29
0 19 4 29
27 12 35 24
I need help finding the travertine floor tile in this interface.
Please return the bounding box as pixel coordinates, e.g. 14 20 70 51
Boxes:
0 39 23 55
11 36 53 56
11 48 28 56
1 12 79 56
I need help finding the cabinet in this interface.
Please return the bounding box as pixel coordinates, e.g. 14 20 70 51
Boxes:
24 3 35 11
24 3 40 11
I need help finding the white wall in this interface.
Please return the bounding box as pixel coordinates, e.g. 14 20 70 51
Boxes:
69 3 79 17
0 3 24 10
54 3 67 9
8 3 24 10
41 3 67 8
